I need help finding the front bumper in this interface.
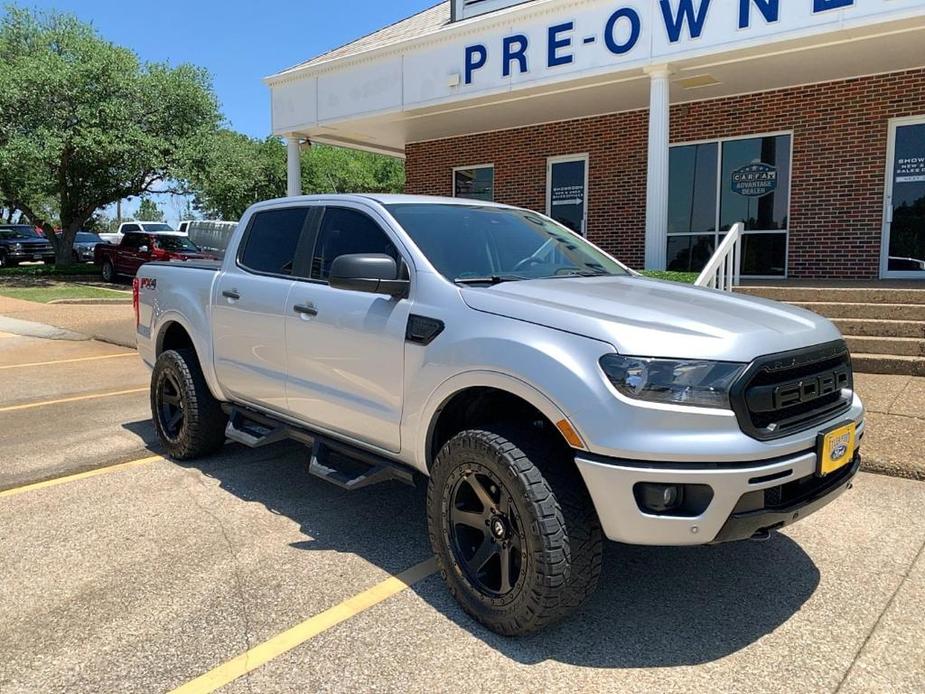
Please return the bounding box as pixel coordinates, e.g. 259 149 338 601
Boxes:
575 433 862 546
8 250 55 262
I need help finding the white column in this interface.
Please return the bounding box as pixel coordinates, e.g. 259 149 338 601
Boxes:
644 65 671 270
286 136 302 197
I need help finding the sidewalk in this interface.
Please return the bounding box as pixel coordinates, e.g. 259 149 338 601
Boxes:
0 295 135 348
854 373 925 480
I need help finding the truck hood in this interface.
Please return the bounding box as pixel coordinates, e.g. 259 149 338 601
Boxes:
460 276 843 362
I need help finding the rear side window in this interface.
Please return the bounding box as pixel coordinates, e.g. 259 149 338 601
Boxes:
121 224 141 233
239 208 309 276
122 233 144 249
311 208 398 281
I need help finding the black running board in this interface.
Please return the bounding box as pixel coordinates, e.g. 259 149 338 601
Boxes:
223 405 415 491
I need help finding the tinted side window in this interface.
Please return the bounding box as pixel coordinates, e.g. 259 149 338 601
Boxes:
122 233 143 249
239 208 308 276
121 224 141 233
312 208 398 281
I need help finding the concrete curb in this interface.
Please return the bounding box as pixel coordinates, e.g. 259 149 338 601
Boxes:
47 298 133 305
0 315 90 342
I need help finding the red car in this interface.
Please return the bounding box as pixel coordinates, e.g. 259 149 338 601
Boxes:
95 232 217 282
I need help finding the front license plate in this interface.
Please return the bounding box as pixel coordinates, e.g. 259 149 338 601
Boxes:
817 422 856 476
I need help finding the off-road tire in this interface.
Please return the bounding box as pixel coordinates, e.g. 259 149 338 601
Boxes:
101 260 115 282
151 349 227 460
427 428 603 636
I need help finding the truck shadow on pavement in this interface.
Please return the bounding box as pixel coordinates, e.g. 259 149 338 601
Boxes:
129 430 821 669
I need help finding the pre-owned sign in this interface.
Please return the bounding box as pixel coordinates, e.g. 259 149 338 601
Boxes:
464 0 867 85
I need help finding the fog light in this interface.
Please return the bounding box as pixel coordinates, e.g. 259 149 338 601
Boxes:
636 483 684 514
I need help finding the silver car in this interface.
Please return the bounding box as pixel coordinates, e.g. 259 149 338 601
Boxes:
135 195 864 635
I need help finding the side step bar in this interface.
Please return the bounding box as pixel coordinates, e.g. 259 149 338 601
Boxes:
223 405 415 491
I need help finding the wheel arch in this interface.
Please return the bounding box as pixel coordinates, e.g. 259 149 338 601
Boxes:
153 313 226 402
420 371 586 472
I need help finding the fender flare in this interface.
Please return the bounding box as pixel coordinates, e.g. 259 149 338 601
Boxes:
153 310 227 402
415 369 586 471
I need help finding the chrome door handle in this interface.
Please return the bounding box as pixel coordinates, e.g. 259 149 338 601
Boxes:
222 289 240 300
293 303 318 316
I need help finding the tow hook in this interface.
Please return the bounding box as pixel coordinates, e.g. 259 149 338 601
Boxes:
750 528 773 542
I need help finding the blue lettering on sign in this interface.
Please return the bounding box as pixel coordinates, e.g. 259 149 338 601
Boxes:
464 44 487 85
731 163 778 197
739 0 779 29
604 8 641 55
503 34 529 77
547 22 574 67
659 0 712 43
813 0 854 12
460 0 867 87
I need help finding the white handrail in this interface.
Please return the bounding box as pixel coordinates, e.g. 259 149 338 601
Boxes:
695 222 744 291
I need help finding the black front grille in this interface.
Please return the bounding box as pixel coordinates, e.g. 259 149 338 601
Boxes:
731 340 853 440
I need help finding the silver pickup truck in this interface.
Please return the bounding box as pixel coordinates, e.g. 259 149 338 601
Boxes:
136 194 864 635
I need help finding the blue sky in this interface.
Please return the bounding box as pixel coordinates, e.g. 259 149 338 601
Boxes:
9 0 436 223
19 0 436 137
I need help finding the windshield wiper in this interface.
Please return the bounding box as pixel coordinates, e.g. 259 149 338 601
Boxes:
454 274 526 286
545 270 612 279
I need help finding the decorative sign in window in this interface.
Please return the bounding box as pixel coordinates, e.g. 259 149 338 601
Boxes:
731 163 778 198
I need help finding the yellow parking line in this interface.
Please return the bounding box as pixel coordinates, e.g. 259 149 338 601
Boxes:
171 557 439 694
0 387 147 413
0 352 136 370
0 455 163 499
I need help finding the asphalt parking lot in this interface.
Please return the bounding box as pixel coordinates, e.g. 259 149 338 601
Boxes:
1 330 924 693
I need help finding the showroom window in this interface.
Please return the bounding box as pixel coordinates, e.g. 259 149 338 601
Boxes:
454 165 494 202
667 133 791 276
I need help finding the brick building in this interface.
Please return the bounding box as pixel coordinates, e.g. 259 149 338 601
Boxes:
267 0 925 280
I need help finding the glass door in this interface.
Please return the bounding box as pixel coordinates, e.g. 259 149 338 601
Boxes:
547 155 588 236
883 117 925 277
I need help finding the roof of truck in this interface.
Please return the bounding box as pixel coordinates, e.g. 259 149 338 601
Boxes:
252 193 511 209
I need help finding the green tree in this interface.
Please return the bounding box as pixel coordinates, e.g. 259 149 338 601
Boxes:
136 197 164 222
182 131 404 220
0 6 220 264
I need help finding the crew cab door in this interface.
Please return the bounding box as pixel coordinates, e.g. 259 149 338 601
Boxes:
212 206 312 413
116 232 146 275
285 205 409 453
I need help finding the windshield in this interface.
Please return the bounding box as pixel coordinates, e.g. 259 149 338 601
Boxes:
0 225 41 240
154 236 199 252
76 232 102 243
140 223 175 232
385 203 629 283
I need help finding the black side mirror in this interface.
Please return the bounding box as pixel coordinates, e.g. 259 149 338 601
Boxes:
329 253 409 298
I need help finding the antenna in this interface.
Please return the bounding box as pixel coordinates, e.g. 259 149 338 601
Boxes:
327 174 339 194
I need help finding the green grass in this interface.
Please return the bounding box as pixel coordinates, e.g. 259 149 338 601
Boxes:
639 270 699 284
0 263 99 278
0 283 129 303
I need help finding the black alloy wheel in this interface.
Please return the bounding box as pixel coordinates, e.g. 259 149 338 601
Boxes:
156 371 186 441
449 466 526 598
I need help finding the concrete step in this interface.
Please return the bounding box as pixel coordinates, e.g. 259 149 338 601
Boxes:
846 335 925 357
851 353 925 376
832 318 925 338
793 302 925 321
739 286 925 305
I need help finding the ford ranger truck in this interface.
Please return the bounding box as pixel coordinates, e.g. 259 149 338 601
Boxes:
135 195 864 636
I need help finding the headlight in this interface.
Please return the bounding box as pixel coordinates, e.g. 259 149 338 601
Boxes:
599 354 745 409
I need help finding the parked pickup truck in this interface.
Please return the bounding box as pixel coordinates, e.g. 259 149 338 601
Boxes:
95 231 215 281
135 194 864 635
98 221 177 245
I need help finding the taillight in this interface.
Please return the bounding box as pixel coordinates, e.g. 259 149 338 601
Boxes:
132 277 140 328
